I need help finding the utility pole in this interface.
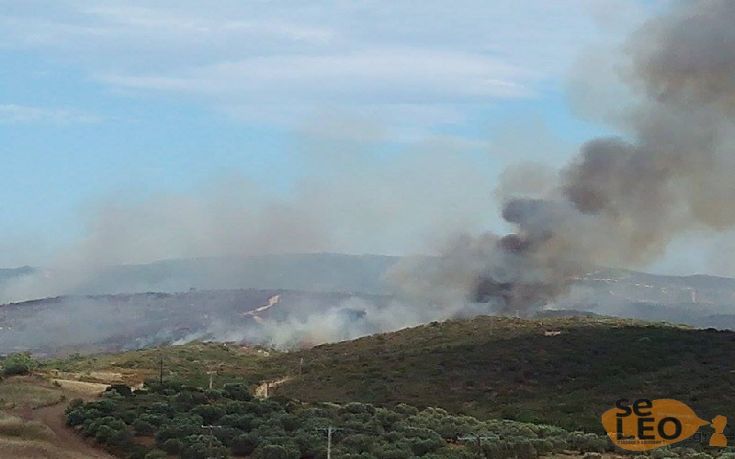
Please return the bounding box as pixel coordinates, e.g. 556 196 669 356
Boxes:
299 357 304 376
327 426 333 459
457 434 495 459
159 353 164 385
316 426 339 459
201 424 222 450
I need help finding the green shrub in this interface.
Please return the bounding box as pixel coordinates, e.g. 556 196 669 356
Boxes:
161 438 184 454
133 419 156 435
223 383 253 401
144 450 168 459
95 425 115 443
568 432 608 453
193 404 225 424
205 389 224 400
291 431 324 456
340 402 376 416
221 413 255 431
232 432 259 456
394 403 419 416
425 447 476 459
341 434 374 453
66 373 635 459
155 415 203 444
210 426 240 447
175 390 209 410
409 436 444 456
66 408 88 427
108 428 134 448
66 398 84 411
2 353 36 376
106 384 133 397
252 444 300 459
223 401 247 414
180 434 229 459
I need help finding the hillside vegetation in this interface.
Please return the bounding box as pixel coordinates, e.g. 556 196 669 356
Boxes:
261 316 735 432
43 316 735 435
67 381 611 459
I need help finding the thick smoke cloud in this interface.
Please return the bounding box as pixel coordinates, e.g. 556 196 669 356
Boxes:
0 134 495 303
394 0 735 314
6 0 735 352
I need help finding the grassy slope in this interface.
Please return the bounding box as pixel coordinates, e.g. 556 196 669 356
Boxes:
0 375 113 458
44 342 273 388
41 316 735 434
262 316 735 432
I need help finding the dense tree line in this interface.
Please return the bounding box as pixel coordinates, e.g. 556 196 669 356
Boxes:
66 380 735 459
65 379 612 458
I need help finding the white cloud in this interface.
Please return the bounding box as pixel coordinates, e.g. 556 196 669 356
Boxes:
0 104 101 124
0 0 651 132
81 5 335 44
99 48 528 103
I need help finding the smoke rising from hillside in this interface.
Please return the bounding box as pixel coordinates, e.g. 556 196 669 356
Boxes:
394 0 735 313
0 137 494 303
5 1 735 353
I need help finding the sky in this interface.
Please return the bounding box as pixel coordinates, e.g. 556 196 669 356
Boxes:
1 0 684 271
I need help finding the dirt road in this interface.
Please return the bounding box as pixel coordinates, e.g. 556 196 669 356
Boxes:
2 376 114 459
254 376 291 398
32 402 114 459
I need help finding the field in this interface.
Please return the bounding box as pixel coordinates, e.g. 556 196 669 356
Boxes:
45 342 273 389
0 377 66 409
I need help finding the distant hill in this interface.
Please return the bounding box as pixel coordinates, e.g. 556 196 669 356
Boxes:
0 288 389 356
557 268 735 327
0 253 398 299
5 254 735 308
262 315 735 433
6 254 735 357
0 266 34 285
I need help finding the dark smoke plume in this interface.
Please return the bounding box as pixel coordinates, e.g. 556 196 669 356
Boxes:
394 0 735 314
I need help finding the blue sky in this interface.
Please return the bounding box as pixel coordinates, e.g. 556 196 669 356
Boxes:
0 0 663 268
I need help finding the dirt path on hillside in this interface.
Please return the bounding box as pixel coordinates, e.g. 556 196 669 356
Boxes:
31 402 114 459
254 376 291 398
6 376 114 459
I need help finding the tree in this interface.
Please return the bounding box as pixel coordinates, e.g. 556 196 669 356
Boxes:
133 419 156 435
192 404 225 424
223 383 253 401
2 353 36 376
232 433 259 456
252 444 300 459
180 434 229 459
107 384 133 397
161 438 184 454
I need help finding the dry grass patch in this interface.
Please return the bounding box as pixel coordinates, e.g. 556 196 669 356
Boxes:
0 380 65 409
0 413 55 442
0 436 82 459
0 413 82 459
50 379 109 396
